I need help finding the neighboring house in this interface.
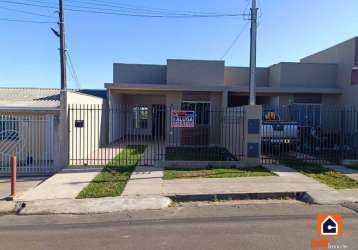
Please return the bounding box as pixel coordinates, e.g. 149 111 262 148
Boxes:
0 88 106 176
105 37 358 145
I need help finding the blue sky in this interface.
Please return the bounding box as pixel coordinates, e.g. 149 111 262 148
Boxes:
0 0 357 89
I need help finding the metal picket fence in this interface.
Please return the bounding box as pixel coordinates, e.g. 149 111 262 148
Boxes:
261 105 358 164
0 115 55 176
68 104 245 167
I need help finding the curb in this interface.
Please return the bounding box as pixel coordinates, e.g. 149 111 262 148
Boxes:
16 195 172 215
167 192 306 203
300 191 358 205
0 200 16 215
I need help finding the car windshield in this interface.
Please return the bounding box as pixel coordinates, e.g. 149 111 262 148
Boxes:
263 112 280 121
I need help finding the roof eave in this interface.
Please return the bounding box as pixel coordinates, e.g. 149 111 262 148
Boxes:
0 107 62 113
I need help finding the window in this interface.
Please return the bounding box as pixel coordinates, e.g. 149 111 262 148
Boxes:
351 68 358 85
0 116 18 141
228 95 249 107
293 94 322 104
181 102 210 125
133 106 149 129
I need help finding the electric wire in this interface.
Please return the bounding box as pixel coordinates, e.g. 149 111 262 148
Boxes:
0 17 55 23
66 50 81 89
0 0 247 18
220 21 250 59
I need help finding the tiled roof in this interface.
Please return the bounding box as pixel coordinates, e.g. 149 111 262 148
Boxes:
0 88 106 110
0 88 61 109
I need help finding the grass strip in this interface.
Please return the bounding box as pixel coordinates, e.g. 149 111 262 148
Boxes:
286 162 358 190
165 146 237 161
77 145 146 199
163 166 275 180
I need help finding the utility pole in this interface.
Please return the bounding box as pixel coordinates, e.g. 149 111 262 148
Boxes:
59 0 67 90
249 0 258 105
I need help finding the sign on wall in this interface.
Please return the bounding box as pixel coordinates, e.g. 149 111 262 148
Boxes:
75 120 84 128
171 111 195 128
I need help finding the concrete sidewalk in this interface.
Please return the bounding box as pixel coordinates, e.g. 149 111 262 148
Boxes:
122 164 358 205
124 164 332 197
7 163 358 215
122 166 164 196
17 168 102 201
162 165 333 196
0 177 46 200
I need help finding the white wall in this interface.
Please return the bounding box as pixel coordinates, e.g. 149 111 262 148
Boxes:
220 107 245 159
67 92 105 165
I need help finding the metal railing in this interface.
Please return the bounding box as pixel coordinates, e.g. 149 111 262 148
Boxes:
68 104 246 167
0 115 55 176
261 105 358 164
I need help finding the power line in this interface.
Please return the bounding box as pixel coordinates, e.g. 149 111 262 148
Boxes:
220 21 249 60
0 0 248 18
66 50 81 89
0 17 55 23
0 5 56 18
243 0 251 14
65 0 231 16
21 0 241 16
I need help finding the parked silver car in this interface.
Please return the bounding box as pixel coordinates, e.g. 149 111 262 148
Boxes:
262 112 299 151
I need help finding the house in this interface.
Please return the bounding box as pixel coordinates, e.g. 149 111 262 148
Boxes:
2 37 357 173
105 37 358 146
0 88 106 176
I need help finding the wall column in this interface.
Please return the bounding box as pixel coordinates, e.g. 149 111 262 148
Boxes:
243 105 262 166
222 90 228 109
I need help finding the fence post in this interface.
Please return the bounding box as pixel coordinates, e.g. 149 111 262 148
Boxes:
340 108 345 161
11 156 16 197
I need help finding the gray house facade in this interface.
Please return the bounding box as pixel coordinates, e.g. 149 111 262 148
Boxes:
105 37 358 145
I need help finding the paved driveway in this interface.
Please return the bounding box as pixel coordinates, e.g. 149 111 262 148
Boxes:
0 177 46 200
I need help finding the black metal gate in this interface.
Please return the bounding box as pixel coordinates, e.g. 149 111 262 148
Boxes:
68 104 246 167
68 104 166 166
262 105 358 164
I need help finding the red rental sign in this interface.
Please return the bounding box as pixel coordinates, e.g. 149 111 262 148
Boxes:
171 111 195 128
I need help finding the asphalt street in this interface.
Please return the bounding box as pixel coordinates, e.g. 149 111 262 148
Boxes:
0 202 357 250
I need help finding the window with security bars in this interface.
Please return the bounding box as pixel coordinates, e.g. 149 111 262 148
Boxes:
133 106 149 129
181 102 210 125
